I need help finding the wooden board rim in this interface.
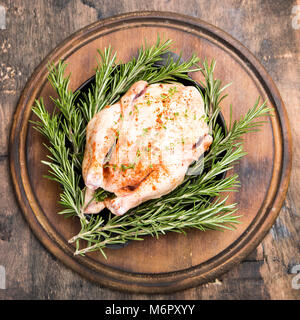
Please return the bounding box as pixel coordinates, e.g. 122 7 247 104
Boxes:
9 11 292 293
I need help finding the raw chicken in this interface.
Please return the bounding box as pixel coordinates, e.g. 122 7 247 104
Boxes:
82 80 212 216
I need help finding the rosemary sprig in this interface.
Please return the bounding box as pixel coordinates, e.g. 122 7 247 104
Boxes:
47 62 85 169
144 52 201 84
31 98 86 222
71 197 239 256
31 37 272 257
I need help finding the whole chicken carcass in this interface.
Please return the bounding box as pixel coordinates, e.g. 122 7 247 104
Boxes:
82 80 212 216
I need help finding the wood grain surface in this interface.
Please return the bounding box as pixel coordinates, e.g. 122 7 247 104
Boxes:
8 11 292 294
0 0 299 299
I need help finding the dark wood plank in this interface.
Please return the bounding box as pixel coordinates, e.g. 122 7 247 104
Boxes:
0 0 299 299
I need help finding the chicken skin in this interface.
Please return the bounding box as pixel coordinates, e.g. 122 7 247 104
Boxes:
82 80 212 216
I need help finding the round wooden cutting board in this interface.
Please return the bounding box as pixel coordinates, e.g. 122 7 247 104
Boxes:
9 12 292 293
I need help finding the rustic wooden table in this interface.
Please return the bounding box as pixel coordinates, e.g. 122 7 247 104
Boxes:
0 0 299 300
